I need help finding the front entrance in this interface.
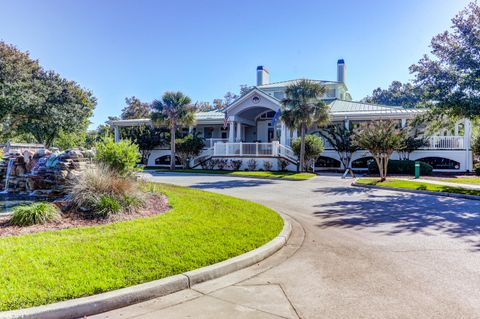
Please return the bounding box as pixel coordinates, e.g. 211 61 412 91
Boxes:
256 120 269 142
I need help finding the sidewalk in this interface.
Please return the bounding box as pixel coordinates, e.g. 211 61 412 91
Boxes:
396 177 480 190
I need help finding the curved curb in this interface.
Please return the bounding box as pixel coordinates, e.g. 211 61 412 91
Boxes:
152 171 313 182
352 182 480 201
0 214 291 319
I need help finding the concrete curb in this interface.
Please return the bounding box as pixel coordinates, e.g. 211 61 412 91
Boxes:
352 182 480 201
0 214 291 319
151 170 312 182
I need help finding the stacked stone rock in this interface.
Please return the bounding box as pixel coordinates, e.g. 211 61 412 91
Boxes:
0 149 93 197
0 154 28 193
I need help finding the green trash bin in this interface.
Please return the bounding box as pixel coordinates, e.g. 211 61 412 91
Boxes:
415 161 420 179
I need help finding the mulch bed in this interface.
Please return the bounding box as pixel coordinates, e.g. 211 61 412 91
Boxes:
0 194 169 238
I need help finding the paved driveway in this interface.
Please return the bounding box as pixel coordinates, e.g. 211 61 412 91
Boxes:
94 173 480 319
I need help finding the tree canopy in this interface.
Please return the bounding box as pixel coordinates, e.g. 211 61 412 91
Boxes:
281 79 330 171
410 2 480 119
151 91 197 170
121 96 151 119
0 41 96 147
362 81 422 108
353 120 403 181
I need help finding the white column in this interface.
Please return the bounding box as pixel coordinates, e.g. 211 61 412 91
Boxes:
280 122 287 145
188 126 193 134
236 122 242 142
228 122 235 143
454 123 459 136
464 118 473 171
344 117 350 130
292 129 298 139
114 126 120 143
401 118 407 128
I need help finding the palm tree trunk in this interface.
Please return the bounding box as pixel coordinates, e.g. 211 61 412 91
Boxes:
299 124 306 172
170 126 176 170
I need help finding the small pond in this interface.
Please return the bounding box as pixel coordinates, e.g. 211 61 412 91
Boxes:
0 194 46 215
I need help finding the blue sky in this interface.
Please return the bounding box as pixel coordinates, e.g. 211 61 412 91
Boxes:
0 0 471 129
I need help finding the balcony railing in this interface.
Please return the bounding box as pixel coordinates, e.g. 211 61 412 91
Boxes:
212 141 297 160
421 136 465 150
203 138 229 149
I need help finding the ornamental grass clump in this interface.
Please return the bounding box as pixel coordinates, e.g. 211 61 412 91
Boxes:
10 202 61 226
70 165 145 218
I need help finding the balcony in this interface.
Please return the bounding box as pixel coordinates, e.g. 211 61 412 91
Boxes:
203 138 229 149
421 136 465 150
212 142 297 162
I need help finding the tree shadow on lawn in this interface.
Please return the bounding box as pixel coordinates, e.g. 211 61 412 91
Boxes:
313 192 480 251
191 179 275 189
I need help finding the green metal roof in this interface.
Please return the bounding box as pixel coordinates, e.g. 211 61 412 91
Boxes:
328 100 423 115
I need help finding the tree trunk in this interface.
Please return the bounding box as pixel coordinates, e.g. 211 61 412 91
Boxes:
299 124 306 172
170 126 176 170
374 156 385 182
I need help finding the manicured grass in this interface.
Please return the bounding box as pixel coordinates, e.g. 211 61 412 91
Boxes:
0 183 283 311
357 178 480 196
157 169 316 180
440 177 480 184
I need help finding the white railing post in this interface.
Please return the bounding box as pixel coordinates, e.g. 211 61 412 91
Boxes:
239 142 243 156
256 143 259 156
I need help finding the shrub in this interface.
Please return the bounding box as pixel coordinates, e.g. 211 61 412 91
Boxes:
217 159 228 170
70 165 145 218
291 135 324 170
206 159 217 170
199 159 209 170
10 202 61 226
175 134 205 168
95 136 141 175
367 160 433 176
230 160 242 170
96 195 122 218
278 159 289 171
263 160 273 171
475 163 480 176
247 159 257 171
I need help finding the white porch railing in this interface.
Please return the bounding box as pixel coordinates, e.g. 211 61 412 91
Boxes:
203 138 229 149
278 144 297 162
212 141 297 161
421 136 465 150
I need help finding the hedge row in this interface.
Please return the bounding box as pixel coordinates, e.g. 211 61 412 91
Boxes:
367 160 433 176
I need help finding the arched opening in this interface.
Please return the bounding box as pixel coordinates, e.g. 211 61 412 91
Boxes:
236 106 280 143
352 156 374 169
315 156 341 168
416 157 460 170
155 155 182 167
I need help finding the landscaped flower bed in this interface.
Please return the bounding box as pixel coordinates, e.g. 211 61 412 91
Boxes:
156 169 316 180
0 183 283 311
356 178 480 196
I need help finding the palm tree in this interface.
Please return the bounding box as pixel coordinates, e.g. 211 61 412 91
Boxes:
151 92 196 170
281 79 330 172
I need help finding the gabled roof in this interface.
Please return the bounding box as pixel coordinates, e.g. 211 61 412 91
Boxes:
328 99 424 116
225 87 281 113
257 79 344 89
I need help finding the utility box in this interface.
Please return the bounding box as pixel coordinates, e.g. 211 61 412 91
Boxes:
415 162 420 179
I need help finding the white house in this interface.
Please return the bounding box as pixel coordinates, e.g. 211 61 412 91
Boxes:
110 60 473 172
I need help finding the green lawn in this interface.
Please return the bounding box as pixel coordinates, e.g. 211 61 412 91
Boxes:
356 178 480 196
440 177 480 184
156 169 316 180
0 183 283 311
